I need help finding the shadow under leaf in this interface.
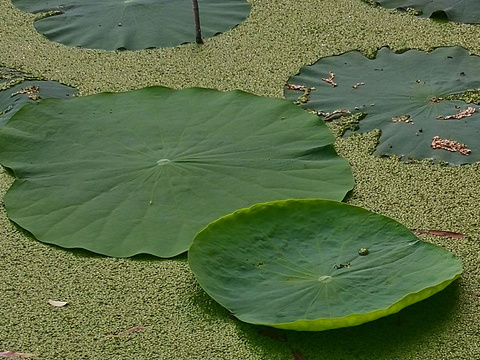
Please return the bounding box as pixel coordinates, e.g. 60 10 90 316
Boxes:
192 280 461 359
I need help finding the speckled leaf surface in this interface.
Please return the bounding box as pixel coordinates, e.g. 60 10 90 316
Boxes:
0 86 353 258
0 79 77 127
12 0 250 50
285 47 480 164
374 0 480 24
189 199 462 331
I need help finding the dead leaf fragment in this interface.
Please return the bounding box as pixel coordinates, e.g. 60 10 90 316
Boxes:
285 84 308 91
10 86 40 101
124 326 147 334
436 106 476 120
391 115 411 123
258 329 287 342
286 84 315 104
47 299 68 307
324 109 351 121
321 72 337 87
431 136 471 155
0 351 36 358
291 349 307 360
412 229 467 239
295 88 312 104
104 325 147 338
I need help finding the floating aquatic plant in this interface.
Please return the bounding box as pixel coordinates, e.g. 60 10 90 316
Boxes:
369 0 480 24
0 86 353 258
285 47 480 164
189 199 462 331
11 0 251 50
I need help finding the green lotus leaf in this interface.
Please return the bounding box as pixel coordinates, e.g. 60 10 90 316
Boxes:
11 0 250 50
0 86 353 258
0 78 77 127
189 199 462 331
372 0 480 24
285 46 480 164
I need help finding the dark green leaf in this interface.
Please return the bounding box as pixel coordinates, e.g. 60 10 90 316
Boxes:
374 0 480 24
12 0 250 50
285 47 480 164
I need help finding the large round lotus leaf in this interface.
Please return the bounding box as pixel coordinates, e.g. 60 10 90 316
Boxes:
373 0 480 24
285 46 480 164
0 86 353 258
0 80 77 127
11 0 250 50
189 199 462 331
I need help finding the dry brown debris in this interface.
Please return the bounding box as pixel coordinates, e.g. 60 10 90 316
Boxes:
10 85 40 100
429 97 443 103
324 109 351 121
321 72 337 87
411 229 467 239
285 84 308 91
431 136 471 155
104 325 147 338
286 84 315 104
391 115 411 123
436 106 476 120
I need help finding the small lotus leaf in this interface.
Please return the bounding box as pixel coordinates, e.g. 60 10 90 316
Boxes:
0 87 353 258
12 0 250 50
189 199 462 331
285 47 480 164
373 0 480 24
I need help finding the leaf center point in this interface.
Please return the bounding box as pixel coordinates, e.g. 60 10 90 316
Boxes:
157 159 171 166
317 275 332 283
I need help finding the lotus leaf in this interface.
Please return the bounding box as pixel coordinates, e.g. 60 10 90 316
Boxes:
0 86 353 258
372 0 480 24
0 77 77 127
189 199 462 331
285 46 480 164
11 0 250 50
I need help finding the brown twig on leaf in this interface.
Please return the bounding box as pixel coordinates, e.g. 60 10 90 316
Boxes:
321 72 337 87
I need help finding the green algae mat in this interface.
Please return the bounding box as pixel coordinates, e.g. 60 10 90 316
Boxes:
189 199 462 331
2 0 480 358
285 47 480 164
0 86 353 258
11 0 251 50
